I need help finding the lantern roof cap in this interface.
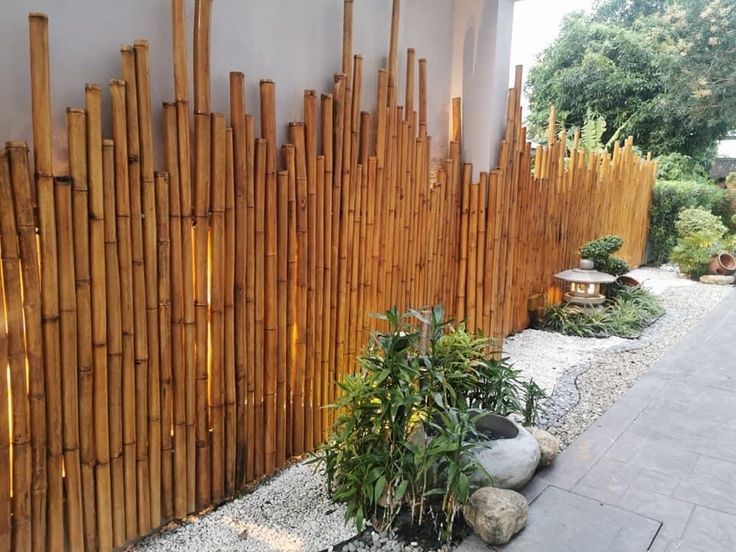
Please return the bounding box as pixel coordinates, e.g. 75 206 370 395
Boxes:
554 259 616 284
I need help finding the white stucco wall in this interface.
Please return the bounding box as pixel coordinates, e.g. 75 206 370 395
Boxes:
0 0 514 177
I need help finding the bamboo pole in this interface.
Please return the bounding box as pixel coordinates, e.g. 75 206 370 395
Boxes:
283 144 296 457
320 94 334 436
28 14 59 549
134 39 162 527
314 155 326 442
224 129 237 495
110 79 139 540
121 45 152 535
244 114 256 482
67 108 97 551
0 230 9 552
253 138 266 478
228 72 247 489
162 103 186 519
289 123 308 456
193 110 211 507
210 113 226 502
85 83 114 551
0 151 33 551
101 138 127 546
260 81 277 473
276 166 288 468
155 170 173 521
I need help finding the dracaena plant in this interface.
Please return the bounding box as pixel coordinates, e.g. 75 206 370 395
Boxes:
313 306 544 544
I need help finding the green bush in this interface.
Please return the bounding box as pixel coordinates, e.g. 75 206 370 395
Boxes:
538 285 663 338
649 180 732 263
655 153 710 183
670 207 728 278
315 306 543 543
579 235 630 276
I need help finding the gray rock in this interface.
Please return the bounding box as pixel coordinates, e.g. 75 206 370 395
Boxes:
463 487 528 545
469 421 540 490
699 275 734 285
529 426 561 466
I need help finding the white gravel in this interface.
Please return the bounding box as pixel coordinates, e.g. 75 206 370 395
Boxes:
507 266 733 446
133 462 355 552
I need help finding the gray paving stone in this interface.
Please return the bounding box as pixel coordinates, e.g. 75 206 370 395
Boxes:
495 486 660 552
680 506 736 551
618 487 694 540
674 454 736 516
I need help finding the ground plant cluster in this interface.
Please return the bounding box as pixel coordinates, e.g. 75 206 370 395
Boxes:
314 307 543 545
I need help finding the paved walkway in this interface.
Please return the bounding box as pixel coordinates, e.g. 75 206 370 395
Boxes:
459 288 736 552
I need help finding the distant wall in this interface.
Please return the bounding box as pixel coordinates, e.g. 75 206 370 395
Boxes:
0 0 514 177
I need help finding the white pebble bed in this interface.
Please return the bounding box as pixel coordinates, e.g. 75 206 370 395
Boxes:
133 462 355 551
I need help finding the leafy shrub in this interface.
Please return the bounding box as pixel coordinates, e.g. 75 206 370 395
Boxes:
670 207 728 278
316 306 544 543
579 235 630 276
655 153 709 183
538 285 663 338
650 180 732 263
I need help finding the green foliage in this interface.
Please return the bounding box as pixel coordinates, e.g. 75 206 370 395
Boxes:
527 0 736 161
539 285 663 338
670 207 728 278
649 180 731 263
315 306 544 543
579 235 630 276
655 153 710 183
727 172 736 186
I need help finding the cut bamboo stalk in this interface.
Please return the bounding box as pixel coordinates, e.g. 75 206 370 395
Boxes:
163 103 186 519
134 39 162 527
121 45 152 535
101 138 127 546
0 151 33 551
171 0 188 102
289 123 308 456
276 166 288 468
28 13 58 549
229 72 247 489
55 174 85 551
263 157 278 474
260 81 277 473
244 114 256 482
314 155 326 442
342 0 353 78
253 138 266 477
210 113 226 502
67 107 97 551
283 144 296 457
418 58 427 127
0 228 10 552
85 83 114 551
193 0 212 114
155 170 174 521
405 49 415 124
224 129 237 495
304 91 318 451
193 110 211 507
110 79 139 540
387 0 401 103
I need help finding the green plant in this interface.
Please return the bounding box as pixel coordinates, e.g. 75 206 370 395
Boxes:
538 285 663 338
670 207 728 278
579 235 630 276
650 180 732 263
315 306 543 544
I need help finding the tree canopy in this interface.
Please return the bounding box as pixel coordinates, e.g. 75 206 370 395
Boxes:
526 0 736 165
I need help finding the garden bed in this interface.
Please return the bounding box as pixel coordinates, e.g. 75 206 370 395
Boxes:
134 268 732 552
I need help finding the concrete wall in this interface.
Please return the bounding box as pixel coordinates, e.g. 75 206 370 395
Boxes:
0 0 514 177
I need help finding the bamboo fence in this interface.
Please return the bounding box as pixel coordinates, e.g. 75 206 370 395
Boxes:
0 1 656 549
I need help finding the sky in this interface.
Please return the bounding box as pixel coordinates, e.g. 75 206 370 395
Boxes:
509 0 596 116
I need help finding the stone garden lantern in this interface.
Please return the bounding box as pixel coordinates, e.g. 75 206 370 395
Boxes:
554 259 616 306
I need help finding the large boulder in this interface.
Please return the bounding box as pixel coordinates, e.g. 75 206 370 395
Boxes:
469 414 541 490
529 427 561 467
463 487 528 545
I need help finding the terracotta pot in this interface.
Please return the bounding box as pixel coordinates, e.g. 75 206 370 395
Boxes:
707 252 736 276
